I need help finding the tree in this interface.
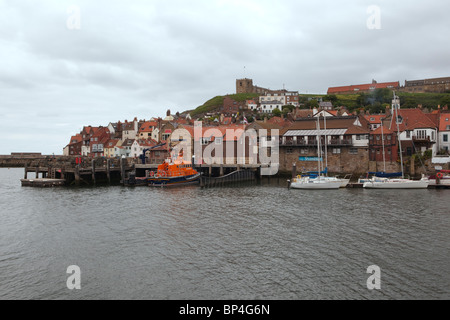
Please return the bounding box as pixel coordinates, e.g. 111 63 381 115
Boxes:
402 97 417 109
272 108 282 117
439 95 450 107
306 99 319 108
324 94 338 103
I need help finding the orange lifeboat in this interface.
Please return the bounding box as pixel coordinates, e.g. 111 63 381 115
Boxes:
148 151 200 186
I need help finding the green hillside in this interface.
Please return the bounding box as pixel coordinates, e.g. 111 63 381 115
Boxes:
189 90 450 117
190 93 260 117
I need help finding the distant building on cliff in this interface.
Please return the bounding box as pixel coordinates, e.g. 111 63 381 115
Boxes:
399 76 450 93
327 80 400 95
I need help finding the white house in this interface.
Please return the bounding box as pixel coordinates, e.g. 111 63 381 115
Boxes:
389 107 438 156
122 119 139 141
130 139 156 158
260 101 283 114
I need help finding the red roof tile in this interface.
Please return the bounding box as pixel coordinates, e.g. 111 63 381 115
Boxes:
328 81 399 94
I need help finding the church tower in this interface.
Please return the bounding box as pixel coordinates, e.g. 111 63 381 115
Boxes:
236 78 254 94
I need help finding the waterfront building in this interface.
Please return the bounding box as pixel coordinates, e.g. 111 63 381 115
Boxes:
279 115 371 174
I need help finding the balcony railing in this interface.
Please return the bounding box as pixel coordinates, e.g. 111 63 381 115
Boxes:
281 139 352 147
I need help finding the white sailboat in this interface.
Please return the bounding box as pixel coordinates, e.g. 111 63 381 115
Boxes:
290 117 341 190
363 93 429 189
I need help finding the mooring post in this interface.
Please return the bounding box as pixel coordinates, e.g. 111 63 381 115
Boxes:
208 165 212 178
35 167 39 179
219 164 224 177
120 157 125 185
24 163 28 179
75 165 80 186
91 159 96 184
292 163 297 178
106 159 111 184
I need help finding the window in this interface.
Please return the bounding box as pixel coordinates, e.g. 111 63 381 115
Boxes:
215 137 222 145
396 116 403 124
356 135 361 140
406 131 411 138
332 148 341 154
287 148 294 154
444 134 448 142
300 148 308 155
349 148 358 154
416 130 427 140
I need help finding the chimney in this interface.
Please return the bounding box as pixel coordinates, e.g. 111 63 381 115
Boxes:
385 106 391 117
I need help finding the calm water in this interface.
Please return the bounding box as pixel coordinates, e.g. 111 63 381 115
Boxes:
0 168 449 300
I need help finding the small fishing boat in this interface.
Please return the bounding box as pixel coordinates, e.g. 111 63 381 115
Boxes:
147 152 200 187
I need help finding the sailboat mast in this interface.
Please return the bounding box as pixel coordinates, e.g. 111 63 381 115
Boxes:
393 92 404 178
381 119 386 172
324 115 328 175
316 116 322 178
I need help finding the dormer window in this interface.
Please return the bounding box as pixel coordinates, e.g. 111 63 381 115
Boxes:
396 116 403 124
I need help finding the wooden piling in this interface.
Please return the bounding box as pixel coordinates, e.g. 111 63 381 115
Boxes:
75 165 80 186
91 159 96 184
120 157 125 185
106 159 111 184
24 164 28 179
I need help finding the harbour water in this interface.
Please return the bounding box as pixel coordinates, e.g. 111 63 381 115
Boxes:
0 168 449 300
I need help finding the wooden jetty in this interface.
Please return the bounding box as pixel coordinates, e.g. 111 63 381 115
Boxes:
21 178 66 187
20 157 270 187
200 169 256 188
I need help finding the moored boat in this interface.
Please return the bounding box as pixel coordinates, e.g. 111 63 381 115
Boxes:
290 176 341 189
147 152 200 187
362 176 429 189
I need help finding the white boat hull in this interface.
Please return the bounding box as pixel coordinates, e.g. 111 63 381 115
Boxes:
290 179 341 190
363 179 429 189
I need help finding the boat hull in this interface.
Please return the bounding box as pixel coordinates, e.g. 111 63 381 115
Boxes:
363 179 429 189
290 179 341 190
148 173 200 187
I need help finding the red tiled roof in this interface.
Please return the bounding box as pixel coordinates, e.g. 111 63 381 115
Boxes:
139 121 157 133
105 139 120 148
440 113 450 131
69 134 82 145
364 114 387 124
371 125 394 135
389 108 438 131
327 81 400 94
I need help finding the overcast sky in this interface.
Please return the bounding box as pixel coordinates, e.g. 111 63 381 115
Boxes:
1 0 450 154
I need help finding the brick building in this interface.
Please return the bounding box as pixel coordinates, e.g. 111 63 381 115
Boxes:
279 116 371 174
400 76 450 93
327 80 400 95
